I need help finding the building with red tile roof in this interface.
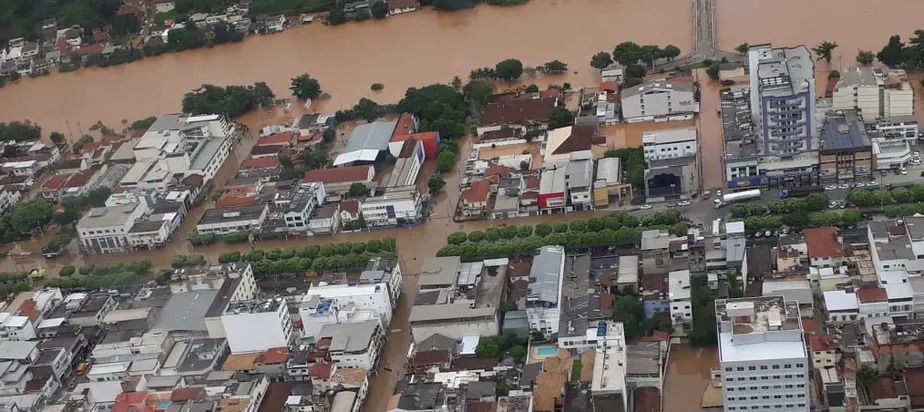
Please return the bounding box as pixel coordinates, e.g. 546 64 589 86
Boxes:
257 347 289 365
391 131 440 158
391 113 417 139
216 196 258 207
599 81 619 93
857 286 887 303
256 132 297 147
170 386 205 402
240 157 280 170
481 96 556 127
460 180 492 218
633 387 660 412
303 165 374 194
803 227 843 266
905 368 924 408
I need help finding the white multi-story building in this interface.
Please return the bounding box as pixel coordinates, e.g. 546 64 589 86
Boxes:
621 80 697 122
279 182 326 232
220 299 294 354
76 198 150 255
132 113 235 182
360 257 403 308
196 204 268 235
526 245 565 338
299 283 394 340
668 270 692 326
0 313 35 341
360 185 422 228
875 116 919 141
642 127 698 161
319 320 384 369
749 44 816 156
717 296 810 412
832 67 882 118
591 321 628 412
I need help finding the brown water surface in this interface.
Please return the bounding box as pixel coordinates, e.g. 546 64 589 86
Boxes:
662 343 717 412
0 0 690 133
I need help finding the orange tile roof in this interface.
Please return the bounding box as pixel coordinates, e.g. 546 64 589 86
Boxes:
240 157 280 169
43 173 73 191
309 362 333 379
304 165 373 184
340 199 360 214
216 196 257 207
258 347 289 365
392 113 415 139
857 286 887 303
257 132 297 146
810 334 836 352
223 353 260 371
804 227 842 259
461 180 491 204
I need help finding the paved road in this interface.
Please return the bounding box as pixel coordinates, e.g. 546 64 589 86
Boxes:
661 0 744 70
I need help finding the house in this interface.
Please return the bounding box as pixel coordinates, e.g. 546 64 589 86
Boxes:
460 180 492 219
544 125 606 163
480 96 556 130
538 165 567 212
249 144 287 159
303 165 375 195
340 199 361 227
239 156 281 171
387 0 419 14
803 227 844 268
265 14 285 33
293 113 335 136
307 204 341 235
256 132 297 147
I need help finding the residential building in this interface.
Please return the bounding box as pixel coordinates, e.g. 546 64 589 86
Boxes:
480 95 556 130
543 125 607 164
803 227 844 268
0 314 35 341
591 321 629 412
220 299 294 354
566 152 594 211
749 44 816 156
132 113 235 182
362 257 403 306
333 120 398 166
818 110 873 184
319 320 384 369
620 80 696 122
822 290 858 323
303 165 375 195
195 204 268 235
299 283 393 340
279 182 326 233
293 113 335 136
668 270 692 326
387 0 420 15
872 138 912 170
360 185 422 228
831 67 881 118
460 180 491 219
717 296 810 412
307 204 340 234
881 69 915 119
642 127 699 202
526 246 565 338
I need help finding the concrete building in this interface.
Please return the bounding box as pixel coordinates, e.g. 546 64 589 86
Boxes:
195 204 268 235
526 246 565 338
319 320 384 369
620 80 696 122
220 299 294 354
360 185 422 228
717 296 809 412
556 255 613 349
831 67 882 118
875 115 919 141
642 127 699 202
818 110 873 184
565 152 594 211
279 182 326 233
303 165 375 196
749 44 816 156
299 283 393 340
668 270 692 327
872 138 912 170
361 257 403 307
76 199 150 255
386 139 425 188
333 120 398 166
0 314 34 341
591 321 628 412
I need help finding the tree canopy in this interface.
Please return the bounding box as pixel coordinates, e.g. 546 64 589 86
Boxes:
812 41 839 64
495 59 524 81
590 51 614 70
182 83 276 118
547 105 574 129
290 74 323 100
612 41 642 66
0 121 41 142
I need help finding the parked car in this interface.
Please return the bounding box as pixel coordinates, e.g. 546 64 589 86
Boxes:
678 200 691 206
825 184 837 190
666 202 678 208
640 204 653 210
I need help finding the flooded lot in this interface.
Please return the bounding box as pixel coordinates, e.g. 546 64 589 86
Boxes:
662 343 717 412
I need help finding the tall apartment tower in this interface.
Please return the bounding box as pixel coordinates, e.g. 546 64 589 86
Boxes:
748 44 816 156
717 296 810 412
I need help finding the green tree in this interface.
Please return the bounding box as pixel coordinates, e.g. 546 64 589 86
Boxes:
462 80 495 104
447 232 468 245
612 41 642 66
534 223 553 237
370 1 388 17
495 59 524 81
639 45 662 67
59 265 76 277
612 295 644 338
252 82 275 108
437 151 456 173
857 365 876 390
353 98 385 122
49 132 65 145
348 183 367 198
542 60 568 74
87 187 112 207
428 175 446 193
706 62 720 80
813 41 839 64
878 35 907 68
625 64 646 79
735 43 750 54
508 345 527 362
590 51 613 70
856 50 875 65
475 338 500 358
72 135 94 153
803 193 829 211
828 70 841 79
524 84 539 93
547 105 574 129
328 7 347 25
662 45 681 60
290 74 322 100
0 121 41 142
841 209 862 225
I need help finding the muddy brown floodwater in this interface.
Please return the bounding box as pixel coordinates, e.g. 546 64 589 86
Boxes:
662 343 717 412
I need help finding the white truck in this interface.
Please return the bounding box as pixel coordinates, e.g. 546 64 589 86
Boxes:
713 189 761 208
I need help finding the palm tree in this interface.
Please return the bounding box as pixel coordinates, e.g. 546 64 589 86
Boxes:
813 41 839 65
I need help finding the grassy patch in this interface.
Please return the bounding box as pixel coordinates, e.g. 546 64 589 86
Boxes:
571 359 582 381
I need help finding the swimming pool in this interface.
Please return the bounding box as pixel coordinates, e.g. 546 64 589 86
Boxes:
537 347 558 356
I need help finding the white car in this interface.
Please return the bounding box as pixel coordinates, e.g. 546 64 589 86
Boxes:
640 204 653 210
716 189 723 197
838 183 850 189
829 201 839 208
902 169 909 175
914 151 921 157
678 200 691 206
853 182 865 188
825 184 837 190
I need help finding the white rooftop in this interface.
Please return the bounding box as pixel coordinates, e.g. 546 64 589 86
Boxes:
719 331 806 362
460 336 479 356
823 290 858 312
668 270 691 300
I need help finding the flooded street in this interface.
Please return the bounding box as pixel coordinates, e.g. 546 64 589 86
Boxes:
695 68 726 191
662 343 717 412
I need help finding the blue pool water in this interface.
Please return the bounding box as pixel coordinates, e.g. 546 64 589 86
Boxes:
157 401 172 409
537 347 558 356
